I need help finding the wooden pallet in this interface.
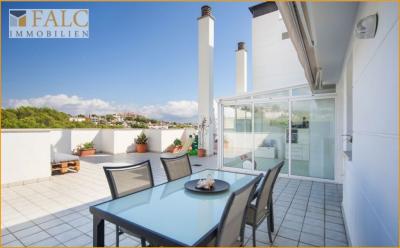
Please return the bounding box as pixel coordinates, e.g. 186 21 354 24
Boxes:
51 160 80 175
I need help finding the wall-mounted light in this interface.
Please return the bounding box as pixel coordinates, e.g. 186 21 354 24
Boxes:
355 14 378 39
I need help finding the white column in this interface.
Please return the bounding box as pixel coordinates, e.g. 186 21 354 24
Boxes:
236 42 248 94
198 6 215 156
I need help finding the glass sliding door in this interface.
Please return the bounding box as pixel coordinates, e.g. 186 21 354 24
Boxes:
220 90 336 181
254 102 289 173
223 104 253 170
290 99 335 179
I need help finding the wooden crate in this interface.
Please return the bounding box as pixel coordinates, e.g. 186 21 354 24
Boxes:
51 160 80 175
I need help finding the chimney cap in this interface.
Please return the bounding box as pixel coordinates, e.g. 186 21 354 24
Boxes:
201 5 212 17
237 42 246 51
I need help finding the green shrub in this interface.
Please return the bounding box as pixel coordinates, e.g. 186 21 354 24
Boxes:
173 138 182 146
82 142 95 149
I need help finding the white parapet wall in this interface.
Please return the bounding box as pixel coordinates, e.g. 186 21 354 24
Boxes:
1 128 195 185
145 128 195 152
112 129 143 154
50 129 72 154
70 129 103 153
1 129 52 185
50 129 104 154
161 129 195 152
101 129 115 154
145 129 162 152
49 128 194 154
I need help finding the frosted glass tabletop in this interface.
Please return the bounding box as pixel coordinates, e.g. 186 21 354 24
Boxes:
92 169 257 246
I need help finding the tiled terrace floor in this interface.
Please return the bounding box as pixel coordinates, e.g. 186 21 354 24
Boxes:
1 153 348 247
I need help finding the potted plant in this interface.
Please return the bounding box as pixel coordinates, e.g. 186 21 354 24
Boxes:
77 142 96 157
173 138 183 153
188 134 198 156
198 117 208 157
135 132 148 153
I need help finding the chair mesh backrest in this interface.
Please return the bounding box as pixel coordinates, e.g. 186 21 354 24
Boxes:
217 175 262 246
160 154 192 181
103 161 154 199
256 161 285 217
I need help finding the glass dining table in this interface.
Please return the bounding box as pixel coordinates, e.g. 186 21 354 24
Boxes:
90 169 258 246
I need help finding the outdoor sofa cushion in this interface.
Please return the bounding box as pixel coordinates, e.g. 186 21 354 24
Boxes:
52 152 79 164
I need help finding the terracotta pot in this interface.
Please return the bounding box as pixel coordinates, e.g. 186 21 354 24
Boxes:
198 148 206 157
173 145 183 153
79 148 96 157
136 144 147 153
165 145 175 153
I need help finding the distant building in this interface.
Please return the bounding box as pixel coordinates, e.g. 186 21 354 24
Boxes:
120 112 137 118
69 116 86 122
113 114 123 123
88 114 99 124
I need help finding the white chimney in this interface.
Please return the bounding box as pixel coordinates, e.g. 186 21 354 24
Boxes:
236 42 247 94
198 5 214 155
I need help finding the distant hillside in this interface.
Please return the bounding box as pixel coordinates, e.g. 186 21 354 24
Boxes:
1 106 193 129
1 107 107 128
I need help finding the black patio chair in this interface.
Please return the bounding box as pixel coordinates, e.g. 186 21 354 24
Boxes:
206 174 263 246
160 153 193 182
246 160 285 245
103 160 154 247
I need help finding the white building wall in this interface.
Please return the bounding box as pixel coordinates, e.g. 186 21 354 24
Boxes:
1 130 51 185
252 11 307 92
341 2 398 246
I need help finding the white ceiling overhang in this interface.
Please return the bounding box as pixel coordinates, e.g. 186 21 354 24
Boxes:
277 2 359 93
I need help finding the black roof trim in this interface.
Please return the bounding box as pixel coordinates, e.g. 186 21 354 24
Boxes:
249 2 278 18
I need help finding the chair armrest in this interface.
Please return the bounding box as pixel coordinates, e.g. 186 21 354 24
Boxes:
252 187 261 200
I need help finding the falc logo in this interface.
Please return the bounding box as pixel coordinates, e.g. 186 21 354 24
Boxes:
9 9 89 39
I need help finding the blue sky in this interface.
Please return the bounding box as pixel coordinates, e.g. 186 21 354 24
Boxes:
2 1 257 121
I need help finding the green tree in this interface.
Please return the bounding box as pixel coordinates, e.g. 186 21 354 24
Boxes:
130 122 148 129
105 114 114 122
1 107 120 129
124 116 134 121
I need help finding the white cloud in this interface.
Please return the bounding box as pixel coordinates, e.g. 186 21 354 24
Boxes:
140 100 198 120
6 94 198 122
7 94 117 115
